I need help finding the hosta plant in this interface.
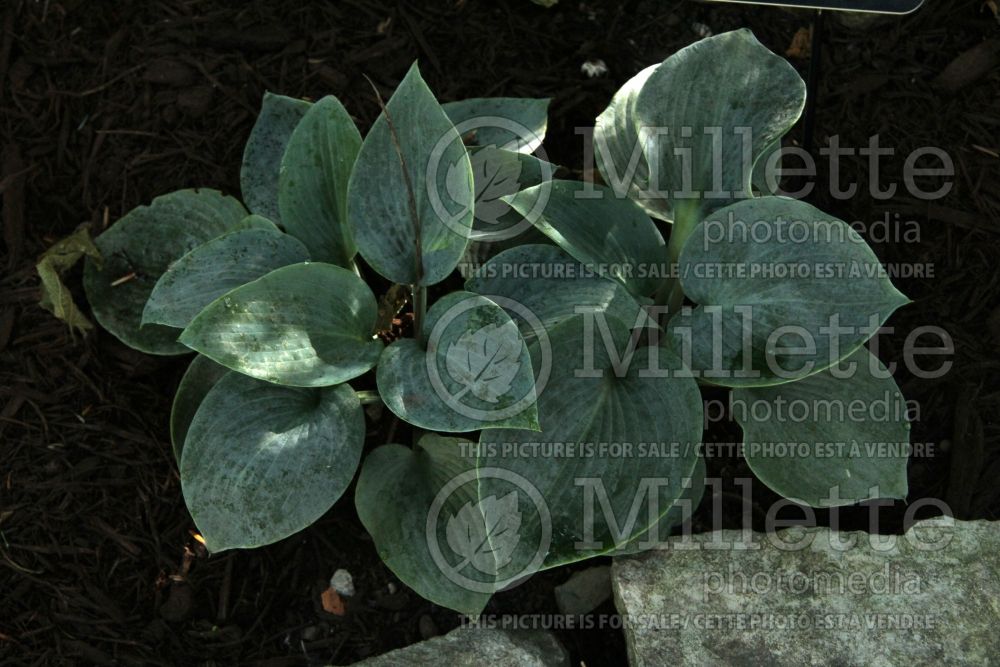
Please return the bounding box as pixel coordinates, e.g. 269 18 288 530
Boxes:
77 30 910 616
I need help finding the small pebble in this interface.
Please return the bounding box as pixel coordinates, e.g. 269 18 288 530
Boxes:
581 59 609 78
320 587 346 616
692 22 713 38
330 568 355 597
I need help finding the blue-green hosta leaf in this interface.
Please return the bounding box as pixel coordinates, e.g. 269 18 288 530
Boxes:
278 95 361 266
179 263 382 387
506 180 667 298
143 229 310 329
442 97 550 154
476 314 703 582
377 292 538 432
611 455 706 556
83 189 248 354
593 64 661 219
666 197 910 387
348 62 473 286
170 355 229 463
595 29 805 223
181 373 364 551
356 435 493 615
233 214 281 232
734 346 910 507
752 136 786 197
460 223 552 274
465 244 650 342
241 92 312 224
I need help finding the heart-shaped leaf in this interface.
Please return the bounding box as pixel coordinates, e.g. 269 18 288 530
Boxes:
442 97 550 154
83 189 248 354
181 373 364 551
355 435 493 615
477 313 703 580
348 62 474 286
170 354 229 463
143 228 310 329
506 180 667 298
241 92 312 224
666 196 910 387
179 262 382 387
465 244 650 342
278 95 362 266
733 346 910 506
376 291 538 432
595 29 805 223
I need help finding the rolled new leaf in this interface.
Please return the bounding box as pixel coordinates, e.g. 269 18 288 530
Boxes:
179 262 382 387
181 373 364 551
83 188 248 354
348 62 474 286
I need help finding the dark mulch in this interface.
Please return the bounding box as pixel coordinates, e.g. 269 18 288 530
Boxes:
1 0 997 664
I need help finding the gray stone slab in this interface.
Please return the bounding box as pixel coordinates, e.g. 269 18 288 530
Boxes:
612 518 1000 666
349 625 569 666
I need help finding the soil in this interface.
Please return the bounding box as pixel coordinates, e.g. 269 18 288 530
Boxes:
1 0 997 665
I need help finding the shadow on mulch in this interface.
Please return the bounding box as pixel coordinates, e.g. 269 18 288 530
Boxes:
1 0 997 664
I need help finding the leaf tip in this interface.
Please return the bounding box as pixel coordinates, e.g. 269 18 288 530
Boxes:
404 59 423 81
176 327 200 353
